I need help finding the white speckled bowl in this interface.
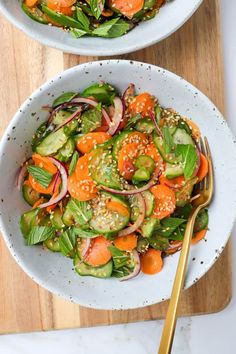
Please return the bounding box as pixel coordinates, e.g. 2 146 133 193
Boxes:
0 60 236 310
0 0 202 56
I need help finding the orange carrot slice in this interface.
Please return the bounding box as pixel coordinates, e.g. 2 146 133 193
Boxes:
191 229 207 244
25 0 38 7
86 236 112 267
32 154 57 174
159 174 185 189
32 197 44 209
28 174 61 195
106 200 130 217
118 142 147 180
108 0 144 18
151 184 176 219
76 132 111 154
141 248 163 275
197 153 208 182
113 234 138 251
129 92 155 117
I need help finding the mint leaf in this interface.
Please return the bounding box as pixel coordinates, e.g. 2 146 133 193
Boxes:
52 92 76 108
108 245 130 269
155 217 186 239
67 199 92 225
176 144 198 179
27 226 55 245
76 7 90 31
89 0 105 19
70 28 88 38
27 166 54 188
59 229 77 256
163 126 175 154
105 19 131 38
73 227 100 238
92 17 120 36
69 151 79 176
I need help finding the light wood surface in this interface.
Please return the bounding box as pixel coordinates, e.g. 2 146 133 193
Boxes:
0 0 232 334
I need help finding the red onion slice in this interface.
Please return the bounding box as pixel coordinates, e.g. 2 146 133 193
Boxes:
118 194 145 237
16 158 32 190
119 250 141 281
54 107 82 132
52 171 60 193
47 101 82 124
81 238 91 260
108 97 125 135
150 111 163 138
38 158 68 209
168 241 182 250
123 83 135 107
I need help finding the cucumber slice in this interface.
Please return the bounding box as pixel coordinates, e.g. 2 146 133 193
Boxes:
140 217 160 238
82 83 116 105
55 138 75 162
132 167 150 182
81 108 102 134
22 3 48 24
135 118 155 134
89 149 122 189
173 128 194 146
149 235 169 251
50 207 64 229
53 110 71 125
90 192 130 234
137 238 149 253
22 184 40 206
194 209 208 232
135 155 155 174
152 131 181 164
35 128 68 156
164 163 184 179
31 122 49 152
62 208 74 227
74 257 113 278
129 194 140 222
20 208 40 238
63 119 79 135
44 237 60 252
142 190 155 217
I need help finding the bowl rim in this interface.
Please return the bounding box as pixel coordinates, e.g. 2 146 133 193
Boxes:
0 1 203 56
0 59 236 310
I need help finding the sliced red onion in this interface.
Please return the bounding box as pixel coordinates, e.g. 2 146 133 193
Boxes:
118 194 145 237
72 97 111 126
81 238 91 260
150 110 163 138
52 171 60 193
122 83 135 107
119 250 141 281
168 241 182 250
54 107 82 132
100 168 160 195
38 158 68 209
47 101 83 124
108 97 125 135
16 158 32 190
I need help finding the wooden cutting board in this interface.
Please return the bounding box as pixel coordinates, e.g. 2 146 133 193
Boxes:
0 0 232 334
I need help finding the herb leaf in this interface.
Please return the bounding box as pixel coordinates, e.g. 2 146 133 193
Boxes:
70 28 88 38
176 144 198 179
67 199 92 225
163 126 175 154
92 17 119 36
126 113 143 129
76 7 90 31
69 151 79 176
108 245 130 269
89 0 105 19
105 19 131 38
27 166 54 188
73 227 100 238
52 92 76 108
27 226 55 245
155 217 186 238
59 229 77 256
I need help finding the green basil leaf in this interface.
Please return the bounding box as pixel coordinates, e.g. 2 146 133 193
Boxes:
67 199 92 225
176 144 198 179
27 165 54 188
27 226 55 245
69 151 79 176
76 7 90 31
59 229 77 256
89 0 105 19
73 227 100 238
52 92 77 108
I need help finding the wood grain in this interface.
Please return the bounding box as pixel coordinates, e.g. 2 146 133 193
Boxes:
0 0 232 334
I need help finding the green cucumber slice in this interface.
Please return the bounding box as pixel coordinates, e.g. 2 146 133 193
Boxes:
135 155 155 174
132 167 150 182
35 128 68 156
152 131 181 164
52 110 71 125
142 190 155 217
50 208 64 229
20 208 40 238
44 237 61 252
22 184 40 206
55 138 75 162
173 128 194 146
164 163 184 179
194 209 209 232
140 217 160 238
135 118 155 134
81 83 117 104
112 130 133 161
74 257 113 278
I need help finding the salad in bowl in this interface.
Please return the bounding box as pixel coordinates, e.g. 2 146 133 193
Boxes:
18 81 209 281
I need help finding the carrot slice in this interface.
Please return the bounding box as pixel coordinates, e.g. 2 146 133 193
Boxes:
113 234 138 251
129 92 155 117
106 200 130 217
151 184 176 219
47 0 75 16
46 191 59 213
85 236 112 267
141 248 163 275
191 229 207 244
68 153 97 201
197 153 208 182
32 197 44 209
118 142 146 180
28 174 61 195
25 0 38 7
32 154 57 174
159 174 185 189
76 132 111 154
109 0 144 18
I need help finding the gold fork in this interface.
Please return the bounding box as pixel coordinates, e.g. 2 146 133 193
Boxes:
158 137 214 354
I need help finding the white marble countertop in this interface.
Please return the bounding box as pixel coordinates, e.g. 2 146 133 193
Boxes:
1 0 236 353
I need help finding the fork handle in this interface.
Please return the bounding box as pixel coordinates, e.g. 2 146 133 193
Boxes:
158 207 200 354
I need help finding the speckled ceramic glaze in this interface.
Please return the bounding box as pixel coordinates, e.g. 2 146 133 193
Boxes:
0 60 236 310
0 0 202 56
